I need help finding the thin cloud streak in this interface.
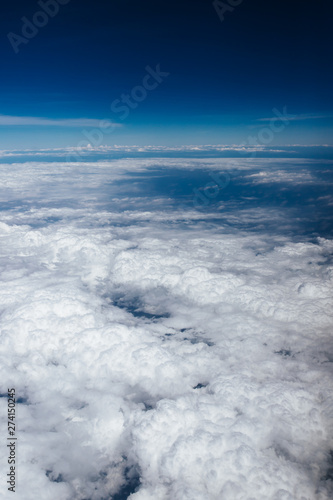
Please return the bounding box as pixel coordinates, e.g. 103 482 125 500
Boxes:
257 113 333 122
0 115 122 128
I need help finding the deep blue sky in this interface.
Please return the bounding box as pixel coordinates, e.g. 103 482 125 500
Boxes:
1 0 333 148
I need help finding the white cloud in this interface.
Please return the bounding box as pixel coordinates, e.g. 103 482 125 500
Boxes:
0 158 332 499
0 115 121 128
1 144 333 158
257 113 333 122
242 169 317 184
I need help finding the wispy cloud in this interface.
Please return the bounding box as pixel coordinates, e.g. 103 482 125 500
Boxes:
257 113 333 122
0 115 122 128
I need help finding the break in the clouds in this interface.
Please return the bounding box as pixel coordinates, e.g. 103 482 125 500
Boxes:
0 115 121 128
0 156 332 499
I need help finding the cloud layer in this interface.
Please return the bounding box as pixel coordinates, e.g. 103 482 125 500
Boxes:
1 145 333 158
0 157 332 499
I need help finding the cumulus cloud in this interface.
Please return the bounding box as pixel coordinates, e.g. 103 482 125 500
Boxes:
0 157 332 499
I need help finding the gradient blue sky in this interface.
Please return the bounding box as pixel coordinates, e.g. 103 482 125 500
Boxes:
1 0 333 149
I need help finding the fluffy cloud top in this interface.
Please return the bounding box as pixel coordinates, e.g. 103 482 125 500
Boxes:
0 157 332 499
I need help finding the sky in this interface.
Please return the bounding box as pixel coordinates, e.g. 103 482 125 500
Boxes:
1 3 333 498
1 0 333 148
